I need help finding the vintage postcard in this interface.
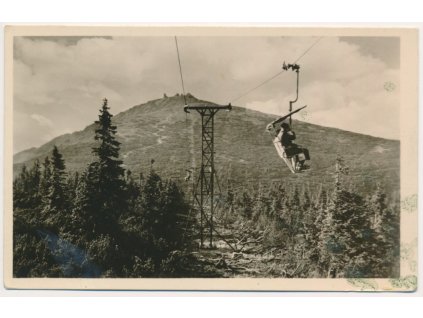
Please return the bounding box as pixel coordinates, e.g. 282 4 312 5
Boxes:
3 26 418 291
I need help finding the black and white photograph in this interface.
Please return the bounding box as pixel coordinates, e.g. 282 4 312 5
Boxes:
3 26 418 291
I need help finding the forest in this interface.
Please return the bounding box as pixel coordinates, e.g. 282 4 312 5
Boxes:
13 99 400 278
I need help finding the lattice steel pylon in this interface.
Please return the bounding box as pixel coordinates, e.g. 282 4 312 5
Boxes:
184 103 232 248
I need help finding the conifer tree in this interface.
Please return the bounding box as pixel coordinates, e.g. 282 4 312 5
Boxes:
368 185 399 277
71 99 125 240
71 167 98 242
161 180 190 248
39 157 52 202
66 171 80 206
125 170 140 215
369 184 386 229
132 171 189 266
377 205 400 277
318 156 376 278
90 98 126 234
13 161 42 211
221 180 235 224
13 165 28 209
312 187 328 266
264 187 288 248
42 146 68 229
301 186 321 274
293 186 304 232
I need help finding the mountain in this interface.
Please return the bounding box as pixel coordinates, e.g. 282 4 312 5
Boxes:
13 94 400 197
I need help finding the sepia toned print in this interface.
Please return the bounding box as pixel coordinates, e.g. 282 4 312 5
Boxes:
3 26 418 291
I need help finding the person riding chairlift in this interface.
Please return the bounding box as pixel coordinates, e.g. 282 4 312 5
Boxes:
278 122 310 171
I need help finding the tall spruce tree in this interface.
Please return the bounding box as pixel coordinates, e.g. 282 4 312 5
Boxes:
42 146 68 229
90 98 126 234
71 99 125 241
69 99 127 274
318 157 376 278
368 185 400 277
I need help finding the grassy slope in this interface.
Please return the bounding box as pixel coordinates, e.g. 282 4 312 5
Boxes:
14 94 400 196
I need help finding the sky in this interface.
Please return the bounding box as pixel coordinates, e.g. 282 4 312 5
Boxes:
13 35 400 153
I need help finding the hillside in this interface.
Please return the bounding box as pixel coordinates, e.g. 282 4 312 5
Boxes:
13 94 400 196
